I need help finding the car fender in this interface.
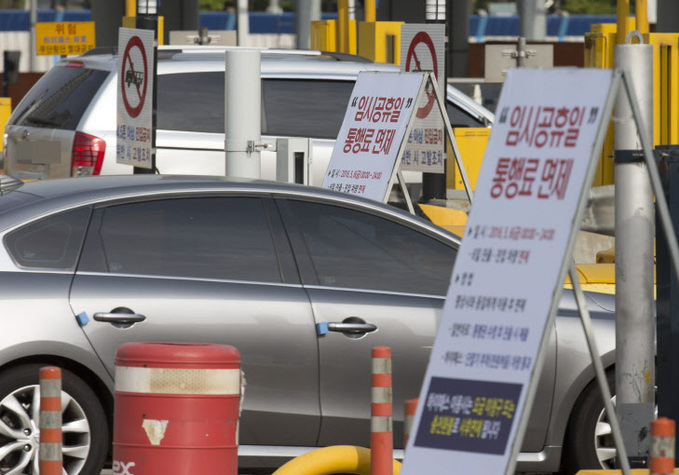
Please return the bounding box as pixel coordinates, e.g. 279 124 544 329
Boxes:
546 313 616 448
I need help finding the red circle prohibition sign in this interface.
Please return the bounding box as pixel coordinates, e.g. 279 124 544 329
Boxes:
405 31 438 119
121 35 148 119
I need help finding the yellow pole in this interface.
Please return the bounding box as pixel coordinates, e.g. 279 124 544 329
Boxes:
126 0 136 17
338 0 349 53
364 0 376 23
616 0 630 44
636 0 649 36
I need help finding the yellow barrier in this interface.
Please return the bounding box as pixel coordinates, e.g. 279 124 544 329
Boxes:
0 97 11 155
448 127 491 191
311 20 337 52
584 23 679 186
311 19 356 54
357 21 403 65
271 446 401 475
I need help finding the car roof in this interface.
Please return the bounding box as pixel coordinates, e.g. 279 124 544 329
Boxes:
76 46 392 72
63 46 494 123
0 175 459 243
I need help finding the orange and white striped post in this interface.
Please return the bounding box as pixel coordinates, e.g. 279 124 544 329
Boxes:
39 366 62 475
650 417 675 475
371 346 393 475
404 398 418 449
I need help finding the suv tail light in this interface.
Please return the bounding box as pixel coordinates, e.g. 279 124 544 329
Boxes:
71 132 105 177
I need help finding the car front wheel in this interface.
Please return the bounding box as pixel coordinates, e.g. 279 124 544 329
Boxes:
0 364 109 475
561 371 616 475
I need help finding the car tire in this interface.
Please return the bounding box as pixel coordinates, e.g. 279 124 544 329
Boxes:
561 370 616 475
0 364 109 475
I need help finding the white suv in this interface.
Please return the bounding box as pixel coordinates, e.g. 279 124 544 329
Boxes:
3 46 493 191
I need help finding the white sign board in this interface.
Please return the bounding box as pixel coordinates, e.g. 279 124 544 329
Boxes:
401 68 614 475
116 27 154 169
400 24 446 173
323 72 423 202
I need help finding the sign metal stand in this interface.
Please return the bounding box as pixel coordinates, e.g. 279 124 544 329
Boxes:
384 72 474 211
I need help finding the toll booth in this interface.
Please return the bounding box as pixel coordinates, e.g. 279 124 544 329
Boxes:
585 23 679 185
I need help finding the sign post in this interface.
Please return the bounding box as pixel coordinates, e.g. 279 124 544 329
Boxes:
116 28 155 171
401 68 616 475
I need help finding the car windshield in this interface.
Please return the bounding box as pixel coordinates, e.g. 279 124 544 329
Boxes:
9 65 108 130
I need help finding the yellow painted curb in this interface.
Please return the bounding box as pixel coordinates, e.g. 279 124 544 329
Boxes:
576 470 679 475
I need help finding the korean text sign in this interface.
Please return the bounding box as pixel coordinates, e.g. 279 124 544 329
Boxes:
35 21 95 56
322 72 423 202
116 28 154 169
401 68 614 475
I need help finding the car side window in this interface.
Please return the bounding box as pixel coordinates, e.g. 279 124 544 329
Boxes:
4 207 91 270
281 200 456 296
157 72 225 133
262 79 355 139
156 72 487 135
78 197 282 283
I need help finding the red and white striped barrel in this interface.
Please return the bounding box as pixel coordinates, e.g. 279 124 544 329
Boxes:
39 366 63 475
113 342 242 474
371 346 393 475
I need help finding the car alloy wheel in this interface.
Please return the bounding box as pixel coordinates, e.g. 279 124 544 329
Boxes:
0 365 108 475
593 395 616 469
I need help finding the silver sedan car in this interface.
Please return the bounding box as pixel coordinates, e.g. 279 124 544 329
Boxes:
0 174 616 474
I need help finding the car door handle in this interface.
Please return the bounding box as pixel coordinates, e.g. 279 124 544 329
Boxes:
93 307 146 324
327 322 377 333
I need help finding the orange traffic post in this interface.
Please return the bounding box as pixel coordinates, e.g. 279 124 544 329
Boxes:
403 398 418 449
650 417 676 475
371 347 393 475
39 366 62 475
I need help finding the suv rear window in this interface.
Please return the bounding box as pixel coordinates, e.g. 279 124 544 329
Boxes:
9 65 108 130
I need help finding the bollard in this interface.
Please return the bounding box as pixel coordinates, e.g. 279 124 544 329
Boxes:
39 366 62 475
403 398 418 450
650 417 676 475
371 347 393 475
113 342 241 474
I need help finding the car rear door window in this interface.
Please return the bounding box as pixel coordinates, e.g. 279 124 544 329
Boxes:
262 79 355 139
78 197 282 283
4 207 91 270
280 200 457 296
157 71 225 133
10 65 109 130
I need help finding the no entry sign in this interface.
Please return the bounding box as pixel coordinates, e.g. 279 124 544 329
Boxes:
117 27 154 169
400 24 446 174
